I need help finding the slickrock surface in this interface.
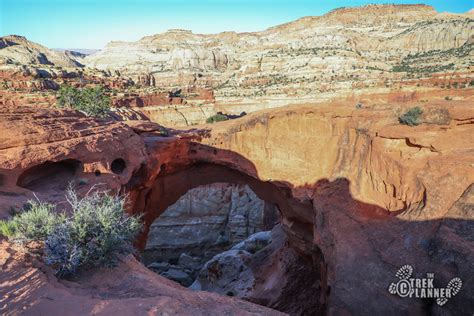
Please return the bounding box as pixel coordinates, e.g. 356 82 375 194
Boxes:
0 241 283 315
0 107 146 211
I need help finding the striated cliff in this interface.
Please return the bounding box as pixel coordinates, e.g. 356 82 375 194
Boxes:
83 4 473 107
1 4 472 127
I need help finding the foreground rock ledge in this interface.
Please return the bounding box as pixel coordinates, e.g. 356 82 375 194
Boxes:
0 241 283 315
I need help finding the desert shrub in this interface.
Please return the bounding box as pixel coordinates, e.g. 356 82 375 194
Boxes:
56 85 110 118
0 188 141 277
399 107 423 126
45 188 141 276
44 223 83 276
206 113 229 124
0 220 17 239
0 201 64 243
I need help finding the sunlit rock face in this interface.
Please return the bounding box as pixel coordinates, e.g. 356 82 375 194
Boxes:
83 4 473 109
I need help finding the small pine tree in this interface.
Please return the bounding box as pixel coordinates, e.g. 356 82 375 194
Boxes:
56 85 111 118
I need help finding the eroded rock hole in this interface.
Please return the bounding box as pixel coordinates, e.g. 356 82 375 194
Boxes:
143 183 280 288
16 159 80 192
111 158 126 174
141 180 325 314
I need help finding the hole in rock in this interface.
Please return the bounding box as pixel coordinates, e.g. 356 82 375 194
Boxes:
143 183 280 288
111 158 126 174
139 163 326 315
94 170 101 177
16 159 80 192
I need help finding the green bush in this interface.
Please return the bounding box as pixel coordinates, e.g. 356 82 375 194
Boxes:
0 188 142 277
56 85 110 118
399 107 423 126
0 201 64 243
206 113 229 124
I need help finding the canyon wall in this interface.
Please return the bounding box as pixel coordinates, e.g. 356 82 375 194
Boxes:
84 5 473 105
1 5 473 127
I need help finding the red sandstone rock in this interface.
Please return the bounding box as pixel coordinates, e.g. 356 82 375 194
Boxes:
0 240 283 315
0 95 472 314
127 97 473 314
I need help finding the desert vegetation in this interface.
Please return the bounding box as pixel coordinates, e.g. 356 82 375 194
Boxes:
0 187 142 277
399 106 423 126
56 85 111 118
206 113 229 124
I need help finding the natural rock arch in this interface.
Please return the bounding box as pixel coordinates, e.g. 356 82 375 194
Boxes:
132 162 315 255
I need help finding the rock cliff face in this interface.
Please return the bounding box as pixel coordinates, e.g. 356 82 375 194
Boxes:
145 183 272 257
84 4 473 107
0 35 83 67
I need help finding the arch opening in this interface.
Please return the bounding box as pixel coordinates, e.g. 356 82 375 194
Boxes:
135 162 326 315
143 182 280 287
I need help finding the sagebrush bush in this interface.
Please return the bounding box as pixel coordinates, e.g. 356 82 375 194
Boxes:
56 85 111 118
399 107 423 126
0 188 142 277
0 201 64 243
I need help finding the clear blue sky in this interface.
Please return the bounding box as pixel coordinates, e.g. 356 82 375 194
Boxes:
1 0 472 49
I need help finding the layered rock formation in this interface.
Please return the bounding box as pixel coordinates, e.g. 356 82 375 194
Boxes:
84 4 473 110
1 5 473 126
0 35 83 67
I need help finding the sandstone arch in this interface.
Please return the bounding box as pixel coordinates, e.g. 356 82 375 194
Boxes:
126 101 473 314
